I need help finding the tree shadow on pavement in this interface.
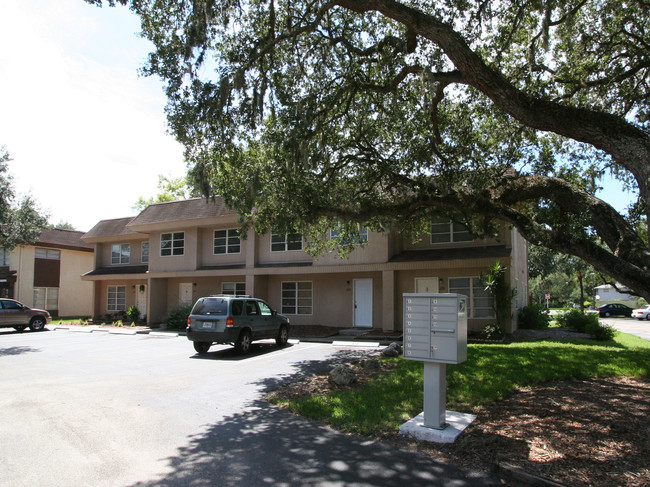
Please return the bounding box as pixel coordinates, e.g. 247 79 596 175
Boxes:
130 349 499 487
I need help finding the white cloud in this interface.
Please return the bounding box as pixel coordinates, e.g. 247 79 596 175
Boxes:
0 0 185 231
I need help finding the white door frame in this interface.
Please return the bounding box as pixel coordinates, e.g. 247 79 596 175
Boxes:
415 277 439 293
353 278 373 327
136 284 148 318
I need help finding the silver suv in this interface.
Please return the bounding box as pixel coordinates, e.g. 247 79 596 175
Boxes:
0 299 51 332
186 295 290 354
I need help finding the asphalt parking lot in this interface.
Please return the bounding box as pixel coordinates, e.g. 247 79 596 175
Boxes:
599 315 650 341
0 328 495 487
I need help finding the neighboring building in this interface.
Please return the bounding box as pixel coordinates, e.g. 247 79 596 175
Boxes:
0 228 95 317
81 198 529 332
594 284 638 308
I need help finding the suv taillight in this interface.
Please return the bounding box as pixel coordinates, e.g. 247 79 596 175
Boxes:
226 317 234 327
187 316 191 326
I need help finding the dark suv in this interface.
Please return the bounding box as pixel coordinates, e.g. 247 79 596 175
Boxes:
0 299 51 332
186 295 290 354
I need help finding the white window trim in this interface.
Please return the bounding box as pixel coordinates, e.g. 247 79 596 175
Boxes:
141 241 149 264
281 281 313 315
448 276 495 319
35 248 61 260
430 218 472 244
111 243 131 265
271 232 303 252
213 229 241 255
161 232 185 257
107 285 127 312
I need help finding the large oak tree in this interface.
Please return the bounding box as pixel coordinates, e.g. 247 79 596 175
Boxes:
89 0 650 298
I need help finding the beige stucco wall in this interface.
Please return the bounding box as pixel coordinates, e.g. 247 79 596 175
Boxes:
198 227 247 267
94 279 147 319
148 229 199 272
96 239 149 268
58 249 94 317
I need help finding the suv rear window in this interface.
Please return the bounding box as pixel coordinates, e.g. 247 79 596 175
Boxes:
192 298 228 315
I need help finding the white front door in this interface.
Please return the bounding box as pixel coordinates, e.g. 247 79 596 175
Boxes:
136 285 147 318
415 277 439 293
353 279 373 327
179 282 193 306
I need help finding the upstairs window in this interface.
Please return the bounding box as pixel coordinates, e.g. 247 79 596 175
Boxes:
330 223 368 244
430 217 472 244
214 229 241 254
0 248 9 266
271 231 303 252
161 232 184 256
111 244 130 264
141 242 149 263
35 248 61 260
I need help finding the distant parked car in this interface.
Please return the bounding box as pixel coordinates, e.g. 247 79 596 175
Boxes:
631 304 650 320
186 295 290 354
0 298 52 332
597 303 633 317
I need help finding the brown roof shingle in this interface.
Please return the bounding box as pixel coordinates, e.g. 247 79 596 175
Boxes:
127 197 237 227
38 228 94 252
82 217 139 240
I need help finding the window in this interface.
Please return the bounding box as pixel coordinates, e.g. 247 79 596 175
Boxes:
111 243 130 264
282 281 313 315
214 229 241 254
0 248 9 266
430 217 472 244
35 248 61 260
33 287 59 311
161 232 184 256
259 301 273 316
221 282 246 296
271 232 303 252
449 277 494 319
107 285 126 311
141 242 149 263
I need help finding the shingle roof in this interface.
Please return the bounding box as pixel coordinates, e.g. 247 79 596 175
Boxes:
37 228 94 252
83 265 148 276
127 197 238 227
82 217 139 240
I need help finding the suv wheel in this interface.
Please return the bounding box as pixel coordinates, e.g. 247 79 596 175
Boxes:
276 325 289 347
29 317 46 332
193 342 211 355
235 330 252 354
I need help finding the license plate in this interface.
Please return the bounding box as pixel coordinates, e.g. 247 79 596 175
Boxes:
200 321 214 329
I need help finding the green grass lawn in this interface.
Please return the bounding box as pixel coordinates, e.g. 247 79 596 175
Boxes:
270 332 650 437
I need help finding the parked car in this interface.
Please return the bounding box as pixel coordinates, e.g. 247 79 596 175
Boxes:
0 298 52 332
186 295 290 354
596 303 633 317
631 304 650 320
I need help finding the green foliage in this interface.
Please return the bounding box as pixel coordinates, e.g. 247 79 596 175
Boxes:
479 261 515 327
557 309 599 333
132 174 199 213
0 146 48 250
585 321 617 341
482 323 505 340
163 304 193 330
126 306 140 324
517 304 551 330
86 0 650 300
271 334 650 435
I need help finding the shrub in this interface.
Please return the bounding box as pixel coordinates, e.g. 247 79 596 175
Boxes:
127 306 140 324
517 304 550 329
482 323 505 340
163 304 193 330
586 321 617 341
557 309 598 333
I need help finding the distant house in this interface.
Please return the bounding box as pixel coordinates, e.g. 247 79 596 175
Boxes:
82 197 529 332
594 284 638 308
0 229 94 317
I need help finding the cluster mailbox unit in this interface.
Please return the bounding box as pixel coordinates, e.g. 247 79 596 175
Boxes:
401 293 470 437
403 293 467 364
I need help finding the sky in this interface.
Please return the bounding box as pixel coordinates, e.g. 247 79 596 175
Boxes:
0 1 637 233
0 0 186 232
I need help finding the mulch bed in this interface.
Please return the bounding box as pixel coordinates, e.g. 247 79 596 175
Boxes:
268 331 650 487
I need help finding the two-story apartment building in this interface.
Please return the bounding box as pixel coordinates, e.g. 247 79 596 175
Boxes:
0 228 94 317
81 197 528 332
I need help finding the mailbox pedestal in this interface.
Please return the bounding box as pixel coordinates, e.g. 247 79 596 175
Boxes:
400 293 476 442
